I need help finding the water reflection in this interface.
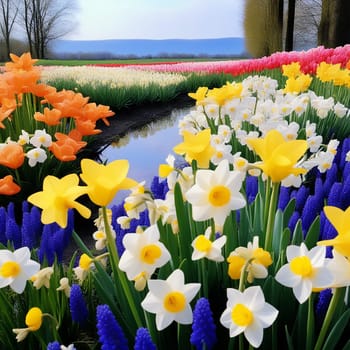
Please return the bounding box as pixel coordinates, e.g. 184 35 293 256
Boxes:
101 107 191 203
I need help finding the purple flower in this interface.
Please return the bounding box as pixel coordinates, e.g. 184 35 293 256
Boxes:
47 341 61 350
246 175 258 204
277 186 291 211
190 297 217 350
315 289 332 324
6 217 21 249
96 304 128 350
151 176 169 200
134 327 156 350
294 185 310 213
70 284 88 326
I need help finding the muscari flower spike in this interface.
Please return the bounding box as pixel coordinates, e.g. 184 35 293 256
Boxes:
134 327 156 350
70 284 89 326
96 304 128 350
190 297 217 350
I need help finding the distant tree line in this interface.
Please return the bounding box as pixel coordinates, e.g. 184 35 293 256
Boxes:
0 0 76 60
244 0 350 57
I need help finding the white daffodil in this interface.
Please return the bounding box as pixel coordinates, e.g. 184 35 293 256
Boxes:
31 266 54 289
326 250 350 288
29 129 52 148
0 247 40 294
191 227 227 262
211 144 234 165
275 243 334 304
56 277 71 297
186 159 246 226
141 269 201 330
26 147 47 167
92 230 107 250
18 130 30 146
73 253 94 283
118 224 171 281
220 286 278 348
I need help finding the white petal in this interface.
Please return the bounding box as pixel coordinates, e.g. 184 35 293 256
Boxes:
220 308 233 328
0 250 14 264
245 320 264 348
183 283 201 302
186 187 208 207
192 205 214 222
156 311 174 331
293 279 312 304
22 261 40 278
195 170 214 189
147 279 170 299
312 268 334 288
192 250 206 260
230 324 245 338
275 264 301 287
14 247 30 264
255 303 279 328
286 245 303 261
167 269 185 289
244 286 265 310
141 292 163 313
145 225 160 242
308 245 326 266
0 277 11 288
10 277 27 294
122 233 141 251
174 304 193 324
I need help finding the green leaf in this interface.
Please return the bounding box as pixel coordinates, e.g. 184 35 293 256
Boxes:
291 219 303 245
285 325 295 350
304 216 320 249
322 309 350 350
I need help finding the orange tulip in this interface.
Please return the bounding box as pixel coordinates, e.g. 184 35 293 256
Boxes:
43 90 89 118
49 132 87 162
5 53 38 72
80 103 115 125
0 143 25 169
0 175 21 195
75 118 101 136
34 107 62 126
0 107 13 128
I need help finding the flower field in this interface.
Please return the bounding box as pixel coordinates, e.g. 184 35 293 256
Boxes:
0 46 350 349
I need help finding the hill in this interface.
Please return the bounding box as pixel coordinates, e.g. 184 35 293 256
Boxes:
49 37 246 59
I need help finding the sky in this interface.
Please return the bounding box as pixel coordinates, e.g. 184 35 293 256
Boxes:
65 0 245 41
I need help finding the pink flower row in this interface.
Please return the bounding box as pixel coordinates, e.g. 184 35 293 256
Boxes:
90 45 350 76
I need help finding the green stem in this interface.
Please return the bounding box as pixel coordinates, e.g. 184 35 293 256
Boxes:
102 206 143 328
306 294 314 350
314 287 345 350
264 182 280 252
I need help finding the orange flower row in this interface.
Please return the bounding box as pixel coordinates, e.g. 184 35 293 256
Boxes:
0 52 115 197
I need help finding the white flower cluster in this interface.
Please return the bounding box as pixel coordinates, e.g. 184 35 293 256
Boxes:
40 66 186 88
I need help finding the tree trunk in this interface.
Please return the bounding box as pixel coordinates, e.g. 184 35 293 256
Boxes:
285 0 296 51
318 0 350 47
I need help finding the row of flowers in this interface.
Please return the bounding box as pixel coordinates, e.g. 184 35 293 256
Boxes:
91 45 350 78
0 47 349 349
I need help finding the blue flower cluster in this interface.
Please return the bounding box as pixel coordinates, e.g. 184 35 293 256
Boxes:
0 201 74 264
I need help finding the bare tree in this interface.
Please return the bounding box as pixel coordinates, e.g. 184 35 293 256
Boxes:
20 0 77 58
0 0 18 59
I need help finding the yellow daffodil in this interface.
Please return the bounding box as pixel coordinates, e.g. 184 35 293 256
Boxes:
173 129 215 168
80 158 138 207
12 307 43 342
188 86 208 106
28 174 91 228
283 74 313 94
282 62 302 78
206 82 242 106
246 129 308 183
317 206 350 258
